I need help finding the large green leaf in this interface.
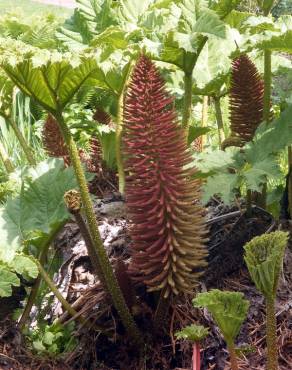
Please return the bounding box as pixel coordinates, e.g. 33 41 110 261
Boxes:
97 48 132 95
202 172 239 204
10 254 39 280
245 104 292 162
0 39 102 113
192 26 238 95
0 254 39 298
118 0 155 30
154 0 227 70
210 0 241 18
0 264 20 297
197 105 292 204
57 0 117 49
239 15 292 53
0 159 78 264
242 159 280 192
0 159 80 297
224 10 252 29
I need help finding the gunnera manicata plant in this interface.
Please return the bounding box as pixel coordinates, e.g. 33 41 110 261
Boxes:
123 55 208 298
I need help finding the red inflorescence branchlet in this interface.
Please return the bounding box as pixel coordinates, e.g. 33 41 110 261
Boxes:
42 114 70 164
93 107 112 126
86 136 102 173
228 54 264 146
123 55 208 298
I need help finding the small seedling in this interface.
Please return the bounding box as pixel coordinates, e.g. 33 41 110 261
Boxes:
175 324 209 370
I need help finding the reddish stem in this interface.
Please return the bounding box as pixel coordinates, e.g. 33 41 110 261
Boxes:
193 342 201 370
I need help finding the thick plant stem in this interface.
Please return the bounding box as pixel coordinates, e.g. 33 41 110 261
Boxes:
55 112 142 345
35 259 80 321
266 297 278 370
7 117 36 165
263 50 272 123
182 71 193 129
116 92 125 194
0 141 14 173
67 202 105 287
213 96 225 146
227 341 239 370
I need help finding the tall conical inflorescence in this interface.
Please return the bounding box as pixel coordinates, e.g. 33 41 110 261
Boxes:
123 55 208 298
42 114 69 161
222 54 264 150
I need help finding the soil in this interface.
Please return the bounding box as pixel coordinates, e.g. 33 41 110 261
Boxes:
0 194 291 370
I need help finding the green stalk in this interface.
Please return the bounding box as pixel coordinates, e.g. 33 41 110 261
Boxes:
288 146 292 218
35 259 80 321
200 96 209 151
64 191 105 288
246 189 252 217
259 48 272 209
18 223 65 330
181 37 208 131
227 341 239 370
213 96 225 146
182 71 193 129
0 141 14 173
263 49 272 123
6 117 36 165
266 297 278 370
115 61 133 195
55 112 142 345
116 92 125 194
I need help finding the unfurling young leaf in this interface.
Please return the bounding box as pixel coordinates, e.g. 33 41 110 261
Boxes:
244 231 288 300
175 324 209 343
193 290 249 345
193 289 249 370
244 231 288 370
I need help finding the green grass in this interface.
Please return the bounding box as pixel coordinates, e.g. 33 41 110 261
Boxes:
0 0 73 17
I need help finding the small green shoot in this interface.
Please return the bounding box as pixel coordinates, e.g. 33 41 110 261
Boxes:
193 290 249 370
175 324 209 343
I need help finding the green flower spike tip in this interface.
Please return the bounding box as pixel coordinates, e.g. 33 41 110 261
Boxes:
193 290 249 370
